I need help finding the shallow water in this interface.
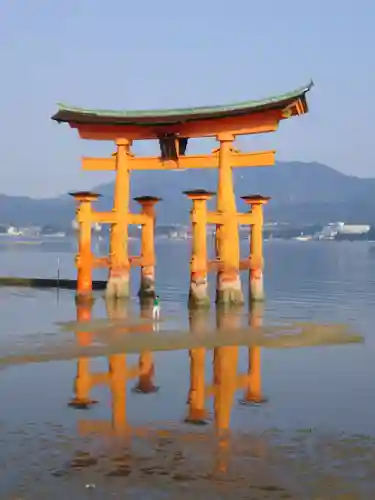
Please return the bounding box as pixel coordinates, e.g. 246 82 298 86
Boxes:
1 239 375 498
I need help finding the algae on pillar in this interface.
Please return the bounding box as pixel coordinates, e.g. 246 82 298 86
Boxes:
70 191 101 304
184 190 214 309
241 195 270 302
216 134 244 307
106 139 132 300
134 196 161 299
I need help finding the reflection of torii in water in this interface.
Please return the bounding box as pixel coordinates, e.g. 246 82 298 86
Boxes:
68 299 266 475
68 298 158 415
185 304 267 471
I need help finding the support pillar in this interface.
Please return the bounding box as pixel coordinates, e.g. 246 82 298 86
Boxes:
216 134 243 306
68 299 97 409
70 191 101 303
241 303 267 405
132 299 159 393
241 195 270 301
106 139 132 299
185 309 210 424
184 190 214 309
134 196 161 299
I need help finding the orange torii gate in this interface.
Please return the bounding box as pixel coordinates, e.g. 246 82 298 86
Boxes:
52 82 313 306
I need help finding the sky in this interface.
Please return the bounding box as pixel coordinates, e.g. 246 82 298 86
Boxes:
0 0 374 198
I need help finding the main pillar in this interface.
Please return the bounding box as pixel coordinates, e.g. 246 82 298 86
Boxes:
241 195 270 301
185 190 213 309
216 134 244 307
70 191 100 303
134 196 161 299
106 139 132 299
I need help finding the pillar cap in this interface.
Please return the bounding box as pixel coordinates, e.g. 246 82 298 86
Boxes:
183 189 216 200
241 195 271 205
133 196 162 204
69 191 102 202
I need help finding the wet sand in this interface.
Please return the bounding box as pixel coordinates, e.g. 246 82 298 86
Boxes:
2 425 375 499
0 320 362 367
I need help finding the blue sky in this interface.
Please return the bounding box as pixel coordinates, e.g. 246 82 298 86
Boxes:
1 0 374 197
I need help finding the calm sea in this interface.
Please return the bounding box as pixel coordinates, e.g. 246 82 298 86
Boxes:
1 238 375 498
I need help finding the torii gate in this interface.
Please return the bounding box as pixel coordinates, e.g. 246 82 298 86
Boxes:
51 82 313 307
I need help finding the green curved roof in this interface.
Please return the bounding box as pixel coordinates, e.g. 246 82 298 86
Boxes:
51 81 313 126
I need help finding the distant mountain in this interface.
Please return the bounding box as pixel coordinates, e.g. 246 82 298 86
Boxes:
1 161 375 227
92 161 375 225
0 194 75 228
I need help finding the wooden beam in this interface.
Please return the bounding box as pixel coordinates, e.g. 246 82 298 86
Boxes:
93 256 110 268
237 213 255 225
281 99 307 119
91 211 117 223
296 98 305 115
129 256 142 267
73 110 280 141
128 214 147 225
90 372 110 385
82 150 275 172
206 212 256 225
83 157 115 171
206 212 223 225
90 212 147 225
